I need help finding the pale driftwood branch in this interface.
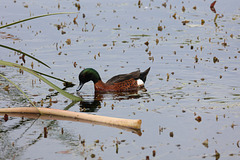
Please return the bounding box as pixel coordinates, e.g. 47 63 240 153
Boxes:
0 112 142 136
0 107 142 130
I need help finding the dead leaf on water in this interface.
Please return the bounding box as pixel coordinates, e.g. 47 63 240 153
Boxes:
30 62 33 69
73 62 77 68
162 2 167 8
169 131 174 137
0 32 20 40
221 39 227 47
23 3 28 8
213 150 220 160
138 0 142 8
195 116 202 122
65 39 71 45
56 149 72 154
4 114 8 122
213 57 219 63
172 13 177 19
182 20 190 25
166 73 170 81
3 84 9 91
195 55 198 63
73 15 78 25
152 150 156 157
231 123 237 129
19 54 26 63
144 41 149 46
44 127 48 138
202 139 209 148
210 1 217 13
182 6 186 12
214 14 218 23
157 25 163 31
74 3 81 11
48 88 54 92
41 99 44 106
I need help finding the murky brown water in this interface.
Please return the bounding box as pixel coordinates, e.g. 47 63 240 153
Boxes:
1 0 240 159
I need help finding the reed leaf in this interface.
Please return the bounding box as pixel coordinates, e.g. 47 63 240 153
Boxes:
0 60 82 101
0 44 50 68
0 12 78 29
0 73 36 107
32 69 75 87
0 73 43 114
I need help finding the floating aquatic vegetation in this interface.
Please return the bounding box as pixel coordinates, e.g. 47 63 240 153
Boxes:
210 1 217 13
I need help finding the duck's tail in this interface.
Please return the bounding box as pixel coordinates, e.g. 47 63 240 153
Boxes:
140 67 151 83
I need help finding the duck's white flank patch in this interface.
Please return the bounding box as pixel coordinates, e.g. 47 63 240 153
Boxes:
137 79 144 86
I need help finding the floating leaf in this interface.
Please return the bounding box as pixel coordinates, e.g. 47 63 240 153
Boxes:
210 1 217 13
4 114 8 122
158 25 163 31
144 41 149 46
44 127 48 138
73 15 78 25
213 57 219 63
202 139 209 148
182 6 186 12
65 39 71 45
195 55 198 63
213 150 220 160
152 150 156 157
195 116 202 122
167 73 170 81
214 14 218 23
3 84 9 91
182 20 190 25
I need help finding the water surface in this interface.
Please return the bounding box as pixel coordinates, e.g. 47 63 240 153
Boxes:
0 0 240 159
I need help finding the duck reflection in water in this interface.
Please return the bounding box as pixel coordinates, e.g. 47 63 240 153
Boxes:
78 90 149 112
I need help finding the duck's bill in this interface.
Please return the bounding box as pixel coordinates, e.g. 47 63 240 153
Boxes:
76 83 83 91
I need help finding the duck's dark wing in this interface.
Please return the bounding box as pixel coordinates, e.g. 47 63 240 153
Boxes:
106 70 140 85
139 67 150 83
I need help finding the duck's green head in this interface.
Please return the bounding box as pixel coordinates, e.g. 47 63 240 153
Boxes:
77 68 101 91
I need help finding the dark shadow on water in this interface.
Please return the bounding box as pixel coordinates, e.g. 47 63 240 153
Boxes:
77 90 150 112
79 99 101 112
